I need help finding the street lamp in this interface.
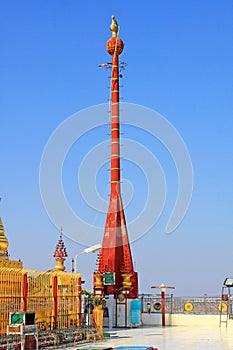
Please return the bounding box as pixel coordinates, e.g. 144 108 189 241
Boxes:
74 243 102 273
151 283 175 327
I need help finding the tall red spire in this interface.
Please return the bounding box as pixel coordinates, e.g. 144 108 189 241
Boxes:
97 16 138 299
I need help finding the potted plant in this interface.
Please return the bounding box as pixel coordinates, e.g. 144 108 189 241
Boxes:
93 295 106 307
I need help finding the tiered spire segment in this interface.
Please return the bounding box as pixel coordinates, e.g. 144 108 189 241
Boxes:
0 214 22 268
0 218 9 260
53 228 68 271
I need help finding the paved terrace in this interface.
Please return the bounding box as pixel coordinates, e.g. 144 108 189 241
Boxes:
73 325 233 350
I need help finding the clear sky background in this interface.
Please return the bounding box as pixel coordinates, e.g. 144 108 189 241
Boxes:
1 1 233 296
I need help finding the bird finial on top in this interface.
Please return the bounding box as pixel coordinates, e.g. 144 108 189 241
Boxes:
110 15 118 37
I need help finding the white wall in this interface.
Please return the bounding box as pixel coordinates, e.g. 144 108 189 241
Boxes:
141 313 233 329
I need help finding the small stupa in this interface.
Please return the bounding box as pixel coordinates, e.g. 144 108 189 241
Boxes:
53 228 68 271
0 217 23 268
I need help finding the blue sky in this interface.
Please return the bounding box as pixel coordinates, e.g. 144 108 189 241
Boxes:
1 1 233 296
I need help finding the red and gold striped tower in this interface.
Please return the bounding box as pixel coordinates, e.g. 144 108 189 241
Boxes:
95 16 138 299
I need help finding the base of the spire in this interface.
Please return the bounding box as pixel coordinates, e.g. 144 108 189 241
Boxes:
98 193 138 299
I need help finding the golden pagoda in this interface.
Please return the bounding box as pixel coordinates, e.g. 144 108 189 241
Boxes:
0 217 23 269
0 217 82 335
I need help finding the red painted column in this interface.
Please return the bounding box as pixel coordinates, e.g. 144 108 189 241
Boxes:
110 53 120 195
151 285 175 326
77 276 82 327
21 273 27 312
52 275 58 329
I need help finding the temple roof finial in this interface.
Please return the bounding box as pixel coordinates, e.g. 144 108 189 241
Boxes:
110 15 118 37
106 16 124 56
0 217 9 260
53 228 68 271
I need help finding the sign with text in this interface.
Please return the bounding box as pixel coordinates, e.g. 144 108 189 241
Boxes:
104 272 115 285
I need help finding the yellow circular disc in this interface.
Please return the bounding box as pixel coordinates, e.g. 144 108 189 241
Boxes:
118 293 125 302
218 302 227 312
184 302 194 312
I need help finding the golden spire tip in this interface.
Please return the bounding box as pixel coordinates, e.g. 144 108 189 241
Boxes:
110 15 118 37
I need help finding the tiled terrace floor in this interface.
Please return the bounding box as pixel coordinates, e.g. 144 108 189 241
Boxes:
74 325 233 350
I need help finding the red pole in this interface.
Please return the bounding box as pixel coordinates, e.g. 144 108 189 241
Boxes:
151 284 175 326
110 54 120 195
99 16 138 299
52 275 58 329
77 276 82 327
21 273 27 312
161 291 165 327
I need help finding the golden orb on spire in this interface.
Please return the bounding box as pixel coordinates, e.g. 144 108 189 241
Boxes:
110 15 118 37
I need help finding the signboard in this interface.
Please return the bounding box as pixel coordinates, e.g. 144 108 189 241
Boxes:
9 312 35 326
104 272 115 285
10 312 24 325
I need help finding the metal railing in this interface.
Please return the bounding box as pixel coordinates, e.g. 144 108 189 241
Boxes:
140 294 226 315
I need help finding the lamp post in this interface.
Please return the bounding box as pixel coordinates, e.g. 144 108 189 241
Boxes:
74 243 101 274
151 283 175 327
